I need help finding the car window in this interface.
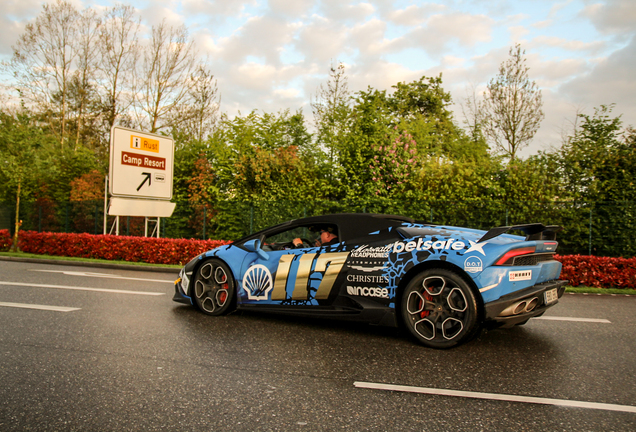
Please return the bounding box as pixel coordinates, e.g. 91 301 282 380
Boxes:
265 226 312 244
261 223 339 251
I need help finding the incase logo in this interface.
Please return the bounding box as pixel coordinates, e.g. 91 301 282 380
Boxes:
347 286 389 299
509 270 532 281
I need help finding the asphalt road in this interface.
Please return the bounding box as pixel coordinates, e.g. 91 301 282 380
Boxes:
0 259 634 431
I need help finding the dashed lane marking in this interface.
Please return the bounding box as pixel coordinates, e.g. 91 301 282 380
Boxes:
0 281 165 296
354 382 636 413
29 270 175 283
533 316 611 323
0 301 80 312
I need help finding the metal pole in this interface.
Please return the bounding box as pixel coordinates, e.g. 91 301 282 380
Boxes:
157 217 160 238
103 175 108 235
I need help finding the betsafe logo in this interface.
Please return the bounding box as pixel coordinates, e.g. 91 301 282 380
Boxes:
391 239 488 256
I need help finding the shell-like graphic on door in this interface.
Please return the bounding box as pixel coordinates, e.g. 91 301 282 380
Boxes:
242 264 273 300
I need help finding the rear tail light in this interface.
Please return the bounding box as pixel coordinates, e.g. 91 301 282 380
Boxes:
495 246 536 266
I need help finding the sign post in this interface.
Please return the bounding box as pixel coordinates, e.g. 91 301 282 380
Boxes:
108 127 176 236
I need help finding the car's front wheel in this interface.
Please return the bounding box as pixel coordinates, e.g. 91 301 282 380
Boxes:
401 269 479 349
192 259 236 316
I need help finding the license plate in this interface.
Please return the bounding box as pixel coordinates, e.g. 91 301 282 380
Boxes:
544 288 558 304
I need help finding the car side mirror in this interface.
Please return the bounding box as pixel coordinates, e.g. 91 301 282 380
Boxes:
243 239 269 261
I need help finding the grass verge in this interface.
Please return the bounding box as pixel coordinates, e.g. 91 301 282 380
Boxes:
0 251 181 269
565 286 636 295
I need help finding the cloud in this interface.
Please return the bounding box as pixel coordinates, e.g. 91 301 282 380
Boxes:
403 13 494 57
213 14 300 66
508 25 530 42
318 0 375 22
294 15 349 65
182 0 257 18
269 0 314 17
581 0 636 36
559 35 636 127
532 36 606 54
387 4 447 26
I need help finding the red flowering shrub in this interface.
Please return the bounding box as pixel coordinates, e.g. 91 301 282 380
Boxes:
0 229 11 251
6 231 636 289
16 231 231 265
555 254 636 289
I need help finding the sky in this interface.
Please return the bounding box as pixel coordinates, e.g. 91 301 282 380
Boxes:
1 0 635 156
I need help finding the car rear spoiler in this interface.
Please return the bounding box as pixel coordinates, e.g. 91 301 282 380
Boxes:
478 224 562 243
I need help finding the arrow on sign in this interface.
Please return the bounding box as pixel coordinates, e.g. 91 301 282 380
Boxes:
137 172 152 191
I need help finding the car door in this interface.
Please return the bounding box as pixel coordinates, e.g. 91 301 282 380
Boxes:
237 224 350 306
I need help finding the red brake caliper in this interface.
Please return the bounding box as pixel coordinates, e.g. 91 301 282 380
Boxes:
218 283 229 303
420 293 433 318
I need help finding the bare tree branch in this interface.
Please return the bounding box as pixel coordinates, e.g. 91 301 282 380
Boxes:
134 21 198 133
480 44 544 160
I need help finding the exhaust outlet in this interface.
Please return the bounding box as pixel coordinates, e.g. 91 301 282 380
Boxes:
513 301 527 315
500 300 528 317
524 297 539 312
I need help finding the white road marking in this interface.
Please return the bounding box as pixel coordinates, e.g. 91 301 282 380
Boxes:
0 301 80 312
0 281 164 296
353 382 636 414
533 316 611 323
29 269 175 283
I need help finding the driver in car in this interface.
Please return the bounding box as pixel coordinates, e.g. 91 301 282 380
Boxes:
292 226 338 248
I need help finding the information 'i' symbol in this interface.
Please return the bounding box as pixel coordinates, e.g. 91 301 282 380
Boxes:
133 137 141 149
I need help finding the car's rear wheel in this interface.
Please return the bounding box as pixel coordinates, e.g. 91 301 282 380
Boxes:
192 259 236 316
401 269 479 349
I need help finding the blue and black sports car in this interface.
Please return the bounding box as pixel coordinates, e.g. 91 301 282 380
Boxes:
174 213 567 348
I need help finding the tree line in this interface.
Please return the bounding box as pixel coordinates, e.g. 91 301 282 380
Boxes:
1 1 635 256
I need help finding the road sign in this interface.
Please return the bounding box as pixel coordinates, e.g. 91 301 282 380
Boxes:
108 197 176 217
109 127 174 200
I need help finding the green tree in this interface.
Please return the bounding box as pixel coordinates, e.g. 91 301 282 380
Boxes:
0 111 54 250
311 62 352 189
338 87 393 204
559 105 630 201
557 105 636 256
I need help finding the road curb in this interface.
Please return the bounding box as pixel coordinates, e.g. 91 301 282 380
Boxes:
0 256 180 274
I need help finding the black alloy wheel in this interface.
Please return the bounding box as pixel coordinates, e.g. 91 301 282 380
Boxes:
402 269 479 349
192 259 236 316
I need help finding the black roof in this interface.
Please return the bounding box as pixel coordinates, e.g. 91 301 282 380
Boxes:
236 213 421 243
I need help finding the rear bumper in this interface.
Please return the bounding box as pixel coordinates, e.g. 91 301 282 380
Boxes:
484 279 568 327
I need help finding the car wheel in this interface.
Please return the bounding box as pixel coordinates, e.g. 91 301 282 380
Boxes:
401 269 479 349
192 259 236 316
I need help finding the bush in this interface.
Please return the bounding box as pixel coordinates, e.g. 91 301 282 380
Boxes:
0 229 11 251
555 254 636 289
6 231 636 289
16 231 231 265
